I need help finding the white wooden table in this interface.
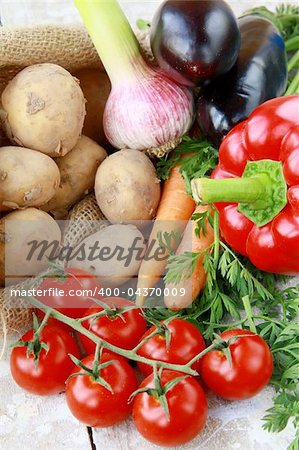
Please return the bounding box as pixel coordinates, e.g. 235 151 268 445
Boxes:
0 1 296 449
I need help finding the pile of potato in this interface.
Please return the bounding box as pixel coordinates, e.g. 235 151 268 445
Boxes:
0 63 161 287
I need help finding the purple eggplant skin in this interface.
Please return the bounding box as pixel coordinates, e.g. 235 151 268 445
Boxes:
197 16 288 146
150 0 241 87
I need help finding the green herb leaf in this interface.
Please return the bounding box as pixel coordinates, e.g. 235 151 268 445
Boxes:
156 136 217 181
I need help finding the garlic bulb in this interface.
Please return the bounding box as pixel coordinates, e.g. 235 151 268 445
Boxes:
104 68 194 157
74 0 195 157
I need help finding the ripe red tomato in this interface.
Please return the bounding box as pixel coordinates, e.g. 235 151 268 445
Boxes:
80 297 147 353
201 329 273 400
36 268 101 329
66 352 138 427
133 370 207 446
137 318 206 375
10 325 80 395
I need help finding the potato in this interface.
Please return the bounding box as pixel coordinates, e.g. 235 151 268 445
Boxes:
95 149 161 224
1 63 86 156
0 146 60 211
73 68 111 145
0 208 61 286
42 135 107 218
69 224 145 287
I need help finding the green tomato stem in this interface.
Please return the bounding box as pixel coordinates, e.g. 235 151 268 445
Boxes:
35 310 51 336
74 0 145 85
26 293 198 376
186 341 223 367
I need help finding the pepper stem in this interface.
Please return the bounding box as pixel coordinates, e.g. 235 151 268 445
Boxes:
191 160 288 227
192 175 267 205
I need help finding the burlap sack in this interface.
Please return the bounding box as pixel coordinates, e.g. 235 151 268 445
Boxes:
0 25 106 338
0 24 152 341
0 25 102 94
62 193 108 248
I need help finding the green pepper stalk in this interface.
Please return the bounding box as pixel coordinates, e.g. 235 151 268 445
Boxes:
192 160 287 227
74 0 194 157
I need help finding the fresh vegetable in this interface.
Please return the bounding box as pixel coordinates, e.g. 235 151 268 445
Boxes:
94 149 160 224
143 196 298 445
197 15 287 145
245 4 299 97
66 351 138 427
132 369 207 446
73 68 111 145
42 135 107 218
150 0 240 86
201 329 273 400
74 0 194 157
10 323 80 395
136 164 195 305
80 297 147 353
1 63 86 156
0 208 61 286
71 224 145 287
22 277 288 442
246 3 299 95
0 146 60 210
192 95 299 274
156 136 218 182
26 288 201 376
164 205 214 309
137 318 206 376
36 267 101 330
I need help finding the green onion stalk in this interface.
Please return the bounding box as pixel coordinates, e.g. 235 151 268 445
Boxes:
74 0 195 157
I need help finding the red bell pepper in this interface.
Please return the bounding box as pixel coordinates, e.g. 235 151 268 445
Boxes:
192 95 299 275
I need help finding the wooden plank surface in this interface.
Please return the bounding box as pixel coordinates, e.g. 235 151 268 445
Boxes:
0 355 295 450
92 387 295 450
0 359 91 450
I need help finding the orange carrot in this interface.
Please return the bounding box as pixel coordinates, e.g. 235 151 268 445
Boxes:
136 165 195 306
164 205 214 310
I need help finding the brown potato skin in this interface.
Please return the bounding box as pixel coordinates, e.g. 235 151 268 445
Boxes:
73 68 111 145
42 135 107 218
95 149 161 224
1 63 86 156
0 208 61 286
0 146 60 211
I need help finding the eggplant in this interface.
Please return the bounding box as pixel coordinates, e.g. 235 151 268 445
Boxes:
197 15 287 146
150 0 240 86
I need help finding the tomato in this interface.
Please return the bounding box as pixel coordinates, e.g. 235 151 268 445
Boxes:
137 318 206 376
80 297 147 353
201 329 273 400
36 268 101 330
66 352 138 427
132 369 207 446
10 325 80 395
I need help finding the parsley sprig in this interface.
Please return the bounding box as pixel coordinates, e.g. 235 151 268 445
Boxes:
156 136 218 185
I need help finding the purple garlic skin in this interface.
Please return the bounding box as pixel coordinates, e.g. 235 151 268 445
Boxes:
103 67 195 157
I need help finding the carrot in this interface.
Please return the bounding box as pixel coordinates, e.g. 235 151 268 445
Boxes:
136 165 195 306
164 205 214 310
